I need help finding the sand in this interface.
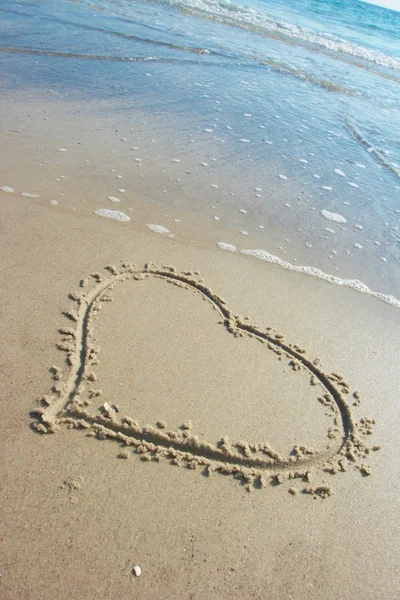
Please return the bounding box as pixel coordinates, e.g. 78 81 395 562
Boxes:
32 263 375 490
0 93 399 599
0 193 399 600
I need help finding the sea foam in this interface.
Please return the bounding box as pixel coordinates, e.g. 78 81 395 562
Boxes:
239 248 399 308
321 210 347 224
146 224 170 234
94 209 130 222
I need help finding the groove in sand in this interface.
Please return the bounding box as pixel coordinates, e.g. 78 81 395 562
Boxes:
31 263 378 496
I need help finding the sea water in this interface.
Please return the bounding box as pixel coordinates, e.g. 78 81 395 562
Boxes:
0 0 399 299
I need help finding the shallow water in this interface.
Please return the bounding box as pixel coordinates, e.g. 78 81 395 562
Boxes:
0 0 399 299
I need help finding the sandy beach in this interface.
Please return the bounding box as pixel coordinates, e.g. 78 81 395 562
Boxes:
1 0 400 595
1 177 399 598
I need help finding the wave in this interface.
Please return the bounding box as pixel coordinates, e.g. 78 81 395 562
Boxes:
0 45 360 94
345 120 400 182
0 5 213 56
149 0 400 73
217 244 400 309
0 46 179 62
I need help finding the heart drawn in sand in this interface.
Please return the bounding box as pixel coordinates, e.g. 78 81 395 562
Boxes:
31 263 378 497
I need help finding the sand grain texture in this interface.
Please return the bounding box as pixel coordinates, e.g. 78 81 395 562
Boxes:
1 191 399 600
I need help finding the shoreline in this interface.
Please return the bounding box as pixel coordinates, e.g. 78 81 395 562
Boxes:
1 189 399 598
0 89 399 302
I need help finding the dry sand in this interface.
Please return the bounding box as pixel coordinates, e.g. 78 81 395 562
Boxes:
0 96 399 600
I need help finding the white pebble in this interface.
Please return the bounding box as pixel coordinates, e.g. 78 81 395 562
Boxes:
1 186 14 193
133 565 142 577
107 196 120 203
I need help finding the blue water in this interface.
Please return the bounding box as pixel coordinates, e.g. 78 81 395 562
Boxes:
0 0 399 294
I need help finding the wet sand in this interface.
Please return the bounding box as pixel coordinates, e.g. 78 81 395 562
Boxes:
1 182 399 599
1 89 399 300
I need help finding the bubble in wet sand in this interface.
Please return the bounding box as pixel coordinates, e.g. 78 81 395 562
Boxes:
217 242 236 252
146 224 170 234
21 192 39 198
94 209 130 222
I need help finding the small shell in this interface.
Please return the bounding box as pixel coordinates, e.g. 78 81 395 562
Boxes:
133 565 142 577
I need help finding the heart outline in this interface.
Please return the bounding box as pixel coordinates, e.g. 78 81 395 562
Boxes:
31 262 376 494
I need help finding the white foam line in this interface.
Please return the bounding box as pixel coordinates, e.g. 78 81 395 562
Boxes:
165 0 400 73
237 248 399 309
